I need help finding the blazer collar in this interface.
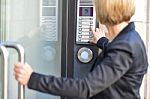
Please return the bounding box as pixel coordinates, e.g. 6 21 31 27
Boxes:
111 22 135 42
119 22 135 35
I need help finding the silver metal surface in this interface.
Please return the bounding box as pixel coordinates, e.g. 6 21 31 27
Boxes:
0 45 9 99
77 47 93 63
2 42 25 99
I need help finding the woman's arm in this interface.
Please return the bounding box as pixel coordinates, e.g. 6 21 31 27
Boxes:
96 37 109 49
14 41 133 99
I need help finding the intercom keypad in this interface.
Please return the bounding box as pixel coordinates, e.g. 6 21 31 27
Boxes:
76 3 96 44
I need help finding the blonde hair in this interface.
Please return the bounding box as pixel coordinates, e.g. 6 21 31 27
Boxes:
94 0 135 26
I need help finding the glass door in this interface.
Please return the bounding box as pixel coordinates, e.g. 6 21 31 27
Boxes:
0 0 63 99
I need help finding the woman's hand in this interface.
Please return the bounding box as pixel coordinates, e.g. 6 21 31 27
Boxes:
90 26 106 44
14 62 33 85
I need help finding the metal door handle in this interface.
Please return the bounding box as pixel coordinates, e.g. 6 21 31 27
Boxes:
2 42 25 99
0 45 9 99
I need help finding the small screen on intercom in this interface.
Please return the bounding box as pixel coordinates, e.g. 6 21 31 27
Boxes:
79 7 93 16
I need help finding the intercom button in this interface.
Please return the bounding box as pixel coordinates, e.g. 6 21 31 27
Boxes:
78 35 82 38
79 28 82 31
90 21 93 24
77 47 93 63
79 32 82 34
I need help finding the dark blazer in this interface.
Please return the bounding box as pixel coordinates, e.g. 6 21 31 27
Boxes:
28 22 148 99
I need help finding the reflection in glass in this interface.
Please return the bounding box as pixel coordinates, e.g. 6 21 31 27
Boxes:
2 0 61 99
42 7 56 16
43 0 56 6
0 56 2 99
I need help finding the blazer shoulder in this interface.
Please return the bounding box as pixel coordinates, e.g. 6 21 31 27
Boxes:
107 31 144 55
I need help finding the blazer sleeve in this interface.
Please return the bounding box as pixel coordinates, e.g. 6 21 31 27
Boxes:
96 37 109 49
27 41 133 99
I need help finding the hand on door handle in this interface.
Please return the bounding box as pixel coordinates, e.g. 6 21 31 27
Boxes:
14 62 33 85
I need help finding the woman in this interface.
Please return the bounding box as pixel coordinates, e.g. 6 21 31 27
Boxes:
14 0 148 99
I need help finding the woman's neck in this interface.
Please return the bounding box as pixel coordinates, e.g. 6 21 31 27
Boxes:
107 22 129 42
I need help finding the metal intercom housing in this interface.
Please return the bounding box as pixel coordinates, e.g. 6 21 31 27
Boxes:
73 0 99 79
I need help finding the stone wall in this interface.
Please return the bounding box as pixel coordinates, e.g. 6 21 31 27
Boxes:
131 0 150 98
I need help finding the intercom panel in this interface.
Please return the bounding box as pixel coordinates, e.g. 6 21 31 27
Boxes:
76 0 96 44
73 0 99 79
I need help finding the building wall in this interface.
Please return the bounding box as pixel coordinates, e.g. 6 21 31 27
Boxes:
146 0 150 98
131 0 150 99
